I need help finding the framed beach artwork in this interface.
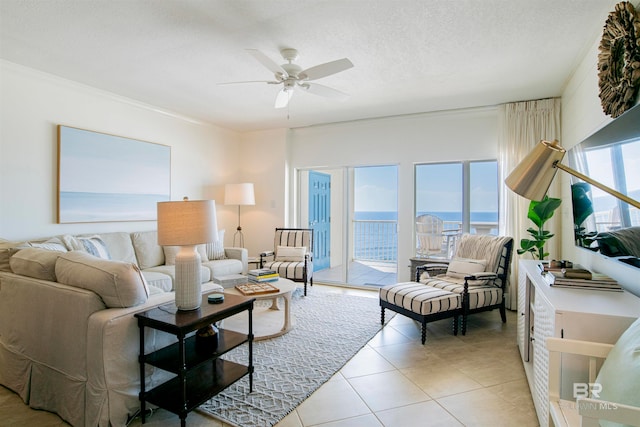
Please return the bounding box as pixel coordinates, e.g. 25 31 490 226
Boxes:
57 126 171 223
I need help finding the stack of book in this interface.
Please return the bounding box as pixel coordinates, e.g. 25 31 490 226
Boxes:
248 268 279 283
546 267 622 292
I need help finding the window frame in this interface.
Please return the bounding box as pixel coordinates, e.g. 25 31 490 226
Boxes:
414 159 499 236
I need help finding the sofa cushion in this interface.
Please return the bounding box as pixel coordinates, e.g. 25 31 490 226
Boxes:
9 247 63 281
203 259 243 277
163 245 208 265
141 271 173 292
131 231 164 269
143 264 212 285
55 251 149 308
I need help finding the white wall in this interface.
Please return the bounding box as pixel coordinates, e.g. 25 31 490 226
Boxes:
233 128 289 257
560 19 640 296
0 61 241 242
288 107 498 281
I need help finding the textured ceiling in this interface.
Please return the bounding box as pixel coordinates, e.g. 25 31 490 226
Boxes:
0 0 619 132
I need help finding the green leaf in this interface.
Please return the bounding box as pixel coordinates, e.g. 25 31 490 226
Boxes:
519 195 561 260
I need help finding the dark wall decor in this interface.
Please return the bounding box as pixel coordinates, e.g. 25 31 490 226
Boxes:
597 1 640 118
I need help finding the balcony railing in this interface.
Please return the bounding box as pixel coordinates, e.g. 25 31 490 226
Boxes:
353 219 499 263
353 220 397 262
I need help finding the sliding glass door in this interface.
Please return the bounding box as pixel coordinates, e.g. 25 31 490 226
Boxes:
298 165 398 287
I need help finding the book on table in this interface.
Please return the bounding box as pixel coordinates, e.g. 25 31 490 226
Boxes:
249 274 279 283
248 268 277 277
547 270 622 292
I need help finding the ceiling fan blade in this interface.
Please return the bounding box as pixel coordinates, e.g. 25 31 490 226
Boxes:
246 49 288 79
217 80 279 85
301 82 349 101
299 58 354 81
275 88 293 109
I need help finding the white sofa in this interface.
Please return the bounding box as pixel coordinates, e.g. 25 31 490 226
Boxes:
0 230 248 426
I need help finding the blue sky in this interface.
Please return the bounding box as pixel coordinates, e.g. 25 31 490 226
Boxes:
355 162 498 212
59 126 170 195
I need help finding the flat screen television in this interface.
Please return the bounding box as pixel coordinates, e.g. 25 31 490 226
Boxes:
568 103 640 268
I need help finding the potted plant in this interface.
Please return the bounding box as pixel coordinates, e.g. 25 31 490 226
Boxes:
517 195 562 260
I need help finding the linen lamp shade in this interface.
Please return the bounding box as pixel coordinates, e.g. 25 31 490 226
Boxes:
157 199 217 310
224 183 255 247
224 183 255 206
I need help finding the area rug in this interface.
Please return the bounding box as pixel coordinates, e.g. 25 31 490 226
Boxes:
198 289 391 427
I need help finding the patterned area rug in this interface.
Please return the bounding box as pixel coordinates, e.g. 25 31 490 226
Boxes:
198 289 390 427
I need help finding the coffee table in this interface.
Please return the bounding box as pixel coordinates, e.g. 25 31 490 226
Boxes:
222 277 297 340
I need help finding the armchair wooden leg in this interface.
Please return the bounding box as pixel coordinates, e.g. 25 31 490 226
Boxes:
461 314 467 336
421 319 427 344
500 304 507 323
381 307 385 325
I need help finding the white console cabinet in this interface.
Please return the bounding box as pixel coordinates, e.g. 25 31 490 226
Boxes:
517 260 640 427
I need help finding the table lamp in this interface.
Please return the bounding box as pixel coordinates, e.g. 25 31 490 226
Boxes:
224 183 255 247
505 139 640 209
157 198 217 310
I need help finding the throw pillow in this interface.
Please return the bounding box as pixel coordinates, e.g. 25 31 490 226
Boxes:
9 247 62 281
446 257 486 279
275 246 306 262
206 229 226 260
593 317 640 427
55 251 149 308
77 235 111 259
28 236 68 252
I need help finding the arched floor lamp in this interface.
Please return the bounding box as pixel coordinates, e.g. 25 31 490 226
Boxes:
506 139 640 209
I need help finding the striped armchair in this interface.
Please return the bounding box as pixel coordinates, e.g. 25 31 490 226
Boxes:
380 234 513 344
260 228 314 296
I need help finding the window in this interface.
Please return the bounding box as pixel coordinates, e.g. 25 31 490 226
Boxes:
582 139 639 231
415 160 498 241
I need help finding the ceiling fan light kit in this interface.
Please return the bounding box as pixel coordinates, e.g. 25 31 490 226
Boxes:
224 47 354 109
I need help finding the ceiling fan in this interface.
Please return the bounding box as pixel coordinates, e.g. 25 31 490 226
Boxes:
221 48 354 109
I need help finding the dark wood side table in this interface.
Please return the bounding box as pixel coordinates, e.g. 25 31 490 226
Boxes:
135 292 255 426
409 257 450 281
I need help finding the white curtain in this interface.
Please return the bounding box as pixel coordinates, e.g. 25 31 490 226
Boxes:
498 98 561 309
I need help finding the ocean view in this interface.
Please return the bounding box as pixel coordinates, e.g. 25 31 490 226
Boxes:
353 211 499 261
59 191 169 222
355 211 499 222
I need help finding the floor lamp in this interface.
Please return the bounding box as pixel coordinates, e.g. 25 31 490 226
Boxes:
506 139 640 209
224 183 255 248
157 198 217 310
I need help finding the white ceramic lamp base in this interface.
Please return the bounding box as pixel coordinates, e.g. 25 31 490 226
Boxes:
175 245 202 310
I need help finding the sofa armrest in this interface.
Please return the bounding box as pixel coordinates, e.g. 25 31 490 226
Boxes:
85 282 221 426
224 247 248 274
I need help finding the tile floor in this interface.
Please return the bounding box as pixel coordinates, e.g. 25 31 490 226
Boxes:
0 285 538 427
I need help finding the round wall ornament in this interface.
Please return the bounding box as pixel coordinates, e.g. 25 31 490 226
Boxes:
597 1 640 118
